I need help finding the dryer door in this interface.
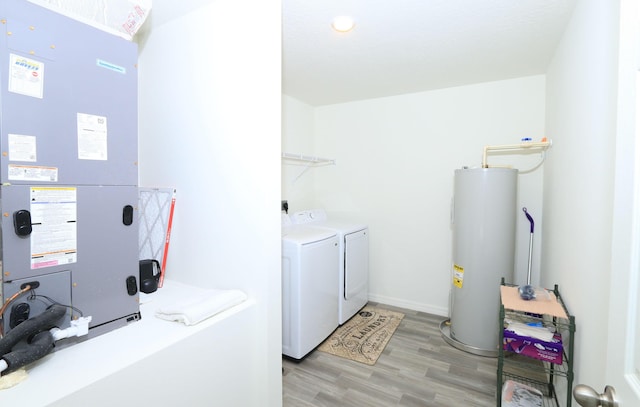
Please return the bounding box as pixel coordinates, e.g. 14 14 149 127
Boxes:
344 229 369 299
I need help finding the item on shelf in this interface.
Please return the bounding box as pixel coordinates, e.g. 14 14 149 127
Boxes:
518 284 536 300
518 285 552 301
500 286 567 318
505 321 554 341
518 284 551 301
501 380 543 407
503 330 563 365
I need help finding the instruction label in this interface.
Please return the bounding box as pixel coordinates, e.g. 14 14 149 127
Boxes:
453 264 464 288
30 187 77 269
77 113 108 160
8 54 44 99
8 134 37 162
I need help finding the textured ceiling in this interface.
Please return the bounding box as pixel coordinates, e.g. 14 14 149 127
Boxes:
283 0 577 106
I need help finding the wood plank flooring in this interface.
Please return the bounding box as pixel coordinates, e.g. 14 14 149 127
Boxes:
282 303 498 407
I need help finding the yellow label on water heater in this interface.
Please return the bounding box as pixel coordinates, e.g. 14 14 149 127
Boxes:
453 264 464 288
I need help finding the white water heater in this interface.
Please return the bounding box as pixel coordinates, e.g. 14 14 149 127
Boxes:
449 168 517 355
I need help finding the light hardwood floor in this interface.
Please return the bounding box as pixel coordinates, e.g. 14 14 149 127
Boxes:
282 303 498 407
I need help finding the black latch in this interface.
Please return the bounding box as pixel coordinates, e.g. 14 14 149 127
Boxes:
122 205 134 226
13 209 32 236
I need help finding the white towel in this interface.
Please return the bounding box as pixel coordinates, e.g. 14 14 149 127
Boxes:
155 289 247 326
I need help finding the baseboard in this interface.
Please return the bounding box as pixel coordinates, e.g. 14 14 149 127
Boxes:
367 294 448 317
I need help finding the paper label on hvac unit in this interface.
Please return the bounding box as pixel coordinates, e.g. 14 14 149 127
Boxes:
8 134 37 162
453 264 464 288
8 54 44 99
8 164 58 182
30 187 77 269
77 113 108 160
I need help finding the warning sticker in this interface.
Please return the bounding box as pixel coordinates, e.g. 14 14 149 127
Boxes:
8 54 44 99
30 187 77 269
8 164 58 182
453 264 464 288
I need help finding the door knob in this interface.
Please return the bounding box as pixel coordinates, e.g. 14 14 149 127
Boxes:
573 384 618 407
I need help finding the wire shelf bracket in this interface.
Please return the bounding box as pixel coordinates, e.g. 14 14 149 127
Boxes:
282 152 336 183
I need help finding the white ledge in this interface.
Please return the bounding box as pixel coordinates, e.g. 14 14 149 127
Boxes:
1 279 254 404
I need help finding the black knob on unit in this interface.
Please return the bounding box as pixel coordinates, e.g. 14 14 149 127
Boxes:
13 209 32 236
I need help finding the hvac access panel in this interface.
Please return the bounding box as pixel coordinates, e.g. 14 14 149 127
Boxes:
0 0 138 186
0 0 140 341
0 185 140 336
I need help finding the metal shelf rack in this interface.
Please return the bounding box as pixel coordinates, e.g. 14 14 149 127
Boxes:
497 280 576 407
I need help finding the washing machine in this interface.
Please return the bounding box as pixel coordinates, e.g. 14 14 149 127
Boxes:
282 215 339 359
292 210 369 325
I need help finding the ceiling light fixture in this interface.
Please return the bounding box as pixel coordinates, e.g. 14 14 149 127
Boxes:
332 16 355 33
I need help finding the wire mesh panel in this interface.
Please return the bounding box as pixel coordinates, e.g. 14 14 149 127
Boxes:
138 187 176 286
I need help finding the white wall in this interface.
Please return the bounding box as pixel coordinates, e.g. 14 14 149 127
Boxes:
282 76 546 315
138 0 282 405
542 0 618 392
282 95 316 212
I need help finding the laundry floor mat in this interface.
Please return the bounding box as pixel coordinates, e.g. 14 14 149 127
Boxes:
317 306 405 365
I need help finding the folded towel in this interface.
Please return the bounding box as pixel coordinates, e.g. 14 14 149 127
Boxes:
155 289 247 326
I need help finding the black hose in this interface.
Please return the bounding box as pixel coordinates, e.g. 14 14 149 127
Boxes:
0 305 66 358
1 331 55 375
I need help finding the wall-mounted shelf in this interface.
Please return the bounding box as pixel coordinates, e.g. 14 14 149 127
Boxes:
281 152 335 183
281 152 335 165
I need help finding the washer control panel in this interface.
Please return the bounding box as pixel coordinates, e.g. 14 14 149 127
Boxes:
291 209 327 224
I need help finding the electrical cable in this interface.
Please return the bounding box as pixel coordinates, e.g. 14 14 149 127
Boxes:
27 292 84 317
1 287 83 339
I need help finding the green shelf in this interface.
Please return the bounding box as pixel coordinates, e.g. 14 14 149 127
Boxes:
497 280 576 407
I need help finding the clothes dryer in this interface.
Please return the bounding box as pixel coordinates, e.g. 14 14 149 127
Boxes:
282 216 339 359
292 210 369 325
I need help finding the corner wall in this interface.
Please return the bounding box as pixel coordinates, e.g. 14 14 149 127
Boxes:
138 0 282 405
542 0 618 390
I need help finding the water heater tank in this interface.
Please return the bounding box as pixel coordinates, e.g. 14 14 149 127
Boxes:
449 167 517 355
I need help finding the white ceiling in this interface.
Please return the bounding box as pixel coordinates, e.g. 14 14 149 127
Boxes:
283 0 577 106
143 0 215 29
